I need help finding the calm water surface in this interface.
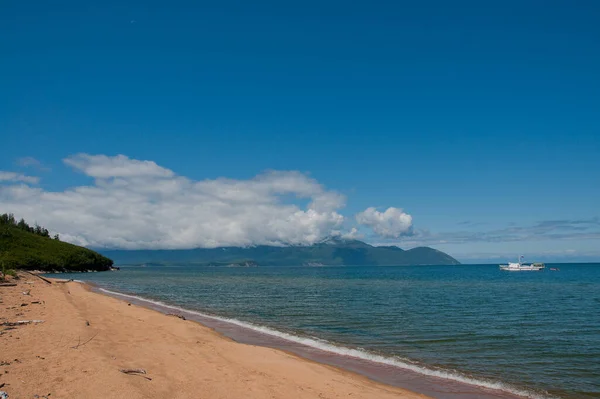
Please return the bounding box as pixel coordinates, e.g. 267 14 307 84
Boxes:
51 264 600 398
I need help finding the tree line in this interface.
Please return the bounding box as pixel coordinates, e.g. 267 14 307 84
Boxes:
0 213 60 240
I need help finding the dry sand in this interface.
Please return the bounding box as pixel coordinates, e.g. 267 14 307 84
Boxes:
0 273 429 399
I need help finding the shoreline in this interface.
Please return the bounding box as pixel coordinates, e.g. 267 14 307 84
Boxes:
1 273 429 399
1 273 550 399
90 284 534 399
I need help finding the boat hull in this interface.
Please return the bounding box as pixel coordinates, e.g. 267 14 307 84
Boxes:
499 266 544 271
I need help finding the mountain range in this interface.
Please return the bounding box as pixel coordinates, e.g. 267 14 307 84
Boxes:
101 238 459 266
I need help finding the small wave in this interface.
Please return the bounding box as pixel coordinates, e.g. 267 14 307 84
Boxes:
98 287 556 399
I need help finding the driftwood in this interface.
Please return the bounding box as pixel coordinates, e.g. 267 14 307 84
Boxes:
120 368 147 374
2 320 45 326
0 283 17 287
119 368 152 380
55 279 74 284
23 271 52 285
166 313 186 320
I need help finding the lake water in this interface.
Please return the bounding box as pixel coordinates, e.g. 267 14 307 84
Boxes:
50 264 600 398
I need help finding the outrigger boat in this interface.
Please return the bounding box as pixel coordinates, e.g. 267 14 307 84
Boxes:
500 256 545 271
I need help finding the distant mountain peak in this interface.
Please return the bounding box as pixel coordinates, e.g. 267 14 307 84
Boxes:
318 236 373 247
375 245 404 251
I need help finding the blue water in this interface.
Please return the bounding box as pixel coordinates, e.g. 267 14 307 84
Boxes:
50 264 600 398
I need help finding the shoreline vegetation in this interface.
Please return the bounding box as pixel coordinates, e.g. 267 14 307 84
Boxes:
0 213 114 273
0 272 428 399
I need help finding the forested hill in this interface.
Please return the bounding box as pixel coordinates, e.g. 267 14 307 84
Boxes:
0 213 113 272
102 238 460 266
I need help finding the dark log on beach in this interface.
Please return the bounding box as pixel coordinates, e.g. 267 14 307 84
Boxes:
0 283 17 287
23 271 53 285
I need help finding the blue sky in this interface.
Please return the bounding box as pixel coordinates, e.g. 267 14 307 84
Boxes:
1 1 599 262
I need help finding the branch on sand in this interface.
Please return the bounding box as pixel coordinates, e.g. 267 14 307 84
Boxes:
71 332 99 349
120 368 152 380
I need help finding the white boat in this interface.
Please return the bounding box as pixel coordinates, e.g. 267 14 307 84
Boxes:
499 256 545 271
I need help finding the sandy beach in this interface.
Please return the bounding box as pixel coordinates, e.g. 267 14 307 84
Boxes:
0 273 428 399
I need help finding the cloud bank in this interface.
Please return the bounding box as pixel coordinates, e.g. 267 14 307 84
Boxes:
0 154 357 249
2 154 596 258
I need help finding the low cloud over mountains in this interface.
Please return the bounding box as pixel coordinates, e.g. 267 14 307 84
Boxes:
0 154 413 249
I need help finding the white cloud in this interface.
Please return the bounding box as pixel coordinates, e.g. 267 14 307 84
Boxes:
0 154 349 249
64 153 174 179
356 207 413 238
0 171 39 184
341 227 361 240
